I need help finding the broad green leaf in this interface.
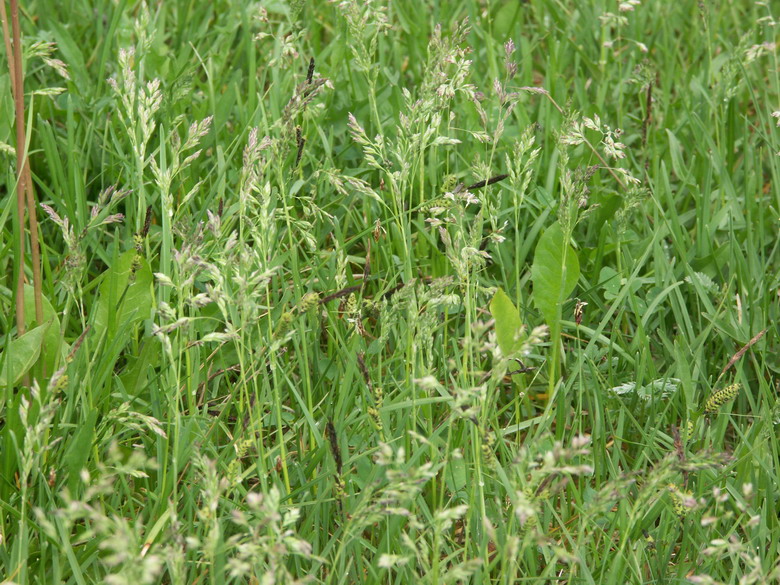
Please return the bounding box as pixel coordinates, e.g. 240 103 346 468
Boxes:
531 222 580 327
599 266 643 304
94 249 154 340
0 324 48 386
23 284 61 375
599 267 621 300
490 287 524 356
492 2 521 39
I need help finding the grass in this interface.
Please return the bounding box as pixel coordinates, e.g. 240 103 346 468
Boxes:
0 0 779 583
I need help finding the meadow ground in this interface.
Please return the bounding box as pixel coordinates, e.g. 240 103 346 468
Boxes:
1 0 779 583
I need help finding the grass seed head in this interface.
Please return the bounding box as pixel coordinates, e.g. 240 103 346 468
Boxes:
704 383 741 414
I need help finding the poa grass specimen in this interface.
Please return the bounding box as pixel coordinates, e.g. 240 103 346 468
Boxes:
1 0 779 584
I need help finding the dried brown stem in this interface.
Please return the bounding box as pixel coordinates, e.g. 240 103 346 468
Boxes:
0 2 15 82
4 0 44 338
2 0 25 333
718 328 768 381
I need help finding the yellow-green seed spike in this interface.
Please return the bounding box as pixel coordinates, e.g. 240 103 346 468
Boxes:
298 292 320 312
667 484 691 518
685 419 695 441
273 311 294 339
52 374 69 392
704 383 741 414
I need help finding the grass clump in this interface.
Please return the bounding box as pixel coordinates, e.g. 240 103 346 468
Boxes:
1 0 779 584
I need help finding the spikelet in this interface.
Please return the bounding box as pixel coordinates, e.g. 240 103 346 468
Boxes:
129 206 150 284
367 405 383 436
227 439 253 484
273 311 294 339
481 431 496 468
704 383 741 414
51 374 69 392
129 253 143 282
368 386 385 440
667 484 692 518
684 419 696 441
298 291 320 312
334 474 347 501
517 487 538 536
345 292 358 316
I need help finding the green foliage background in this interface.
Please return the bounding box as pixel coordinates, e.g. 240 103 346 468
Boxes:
0 0 779 583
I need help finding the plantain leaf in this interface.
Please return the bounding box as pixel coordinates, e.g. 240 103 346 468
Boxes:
23 284 62 375
0 324 48 386
94 249 154 341
490 287 524 356
531 221 580 327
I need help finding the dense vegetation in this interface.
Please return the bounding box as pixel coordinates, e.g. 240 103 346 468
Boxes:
1 1 779 583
